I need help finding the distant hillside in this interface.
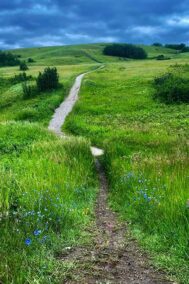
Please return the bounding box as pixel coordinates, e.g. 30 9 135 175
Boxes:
8 43 186 66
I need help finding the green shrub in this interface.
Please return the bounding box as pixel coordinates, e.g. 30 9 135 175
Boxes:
156 55 171 60
0 51 20 67
152 42 162 47
28 58 35 63
10 72 32 84
36 67 59 92
154 73 189 103
165 43 189 53
22 82 36 99
103 44 147 59
16 108 38 121
19 61 28 71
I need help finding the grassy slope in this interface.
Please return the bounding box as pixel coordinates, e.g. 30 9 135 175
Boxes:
0 43 189 283
0 52 98 283
64 58 189 283
10 43 181 65
0 64 97 125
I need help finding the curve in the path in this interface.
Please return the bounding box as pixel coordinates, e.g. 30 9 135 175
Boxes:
48 68 104 156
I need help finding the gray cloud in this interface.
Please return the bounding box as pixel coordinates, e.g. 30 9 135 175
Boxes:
0 0 189 49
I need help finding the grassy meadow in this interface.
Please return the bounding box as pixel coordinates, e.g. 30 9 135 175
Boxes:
0 43 189 283
0 60 99 283
64 59 189 282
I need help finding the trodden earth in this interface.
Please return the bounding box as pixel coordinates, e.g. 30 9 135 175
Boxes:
48 69 174 284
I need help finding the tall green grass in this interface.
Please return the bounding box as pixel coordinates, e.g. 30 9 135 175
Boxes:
0 63 99 283
64 62 189 283
0 122 98 283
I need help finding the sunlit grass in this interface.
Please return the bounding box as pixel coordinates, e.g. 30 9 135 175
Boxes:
0 62 98 283
64 61 189 283
1 43 189 283
0 122 98 283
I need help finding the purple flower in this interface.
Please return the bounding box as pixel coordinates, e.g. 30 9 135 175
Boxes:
25 238 32 246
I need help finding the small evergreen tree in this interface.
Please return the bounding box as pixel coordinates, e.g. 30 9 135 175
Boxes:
22 82 36 99
152 43 162 47
10 72 32 84
19 61 29 71
36 67 59 92
0 51 20 67
28 58 35 63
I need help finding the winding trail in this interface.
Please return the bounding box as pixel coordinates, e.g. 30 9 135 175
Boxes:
48 69 174 283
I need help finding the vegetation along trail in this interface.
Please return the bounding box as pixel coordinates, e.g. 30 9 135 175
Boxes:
48 68 173 283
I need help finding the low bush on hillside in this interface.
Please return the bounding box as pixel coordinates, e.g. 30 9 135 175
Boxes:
28 57 35 63
37 67 59 92
19 61 29 71
152 42 163 47
10 72 32 84
103 44 147 59
0 76 8 87
165 43 189 53
156 55 171 60
0 51 20 67
154 72 189 103
22 67 60 99
22 82 36 99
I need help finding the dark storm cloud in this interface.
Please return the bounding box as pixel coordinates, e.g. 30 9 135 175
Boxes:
0 0 189 49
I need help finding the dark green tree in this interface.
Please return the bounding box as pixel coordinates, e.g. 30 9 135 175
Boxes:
28 58 35 63
36 67 59 92
0 51 20 67
103 44 147 59
19 61 29 71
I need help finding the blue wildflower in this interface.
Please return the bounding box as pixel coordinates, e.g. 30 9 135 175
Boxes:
25 238 32 246
34 229 41 236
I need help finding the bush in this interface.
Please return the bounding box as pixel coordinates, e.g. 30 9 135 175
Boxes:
154 73 189 103
22 82 36 99
152 43 162 47
36 67 59 92
156 55 171 60
165 43 185 50
10 72 32 84
0 51 20 67
103 44 147 59
19 61 28 71
164 43 189 53
28 58 35 63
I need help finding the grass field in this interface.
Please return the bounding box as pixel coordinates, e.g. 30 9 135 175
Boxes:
0 43 189 283
10 43 183 65
64 59 189 283
0 61 98 283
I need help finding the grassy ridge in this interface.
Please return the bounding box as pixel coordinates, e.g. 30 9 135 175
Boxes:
0 64 96 125
64 61 189 283
9 43 182 65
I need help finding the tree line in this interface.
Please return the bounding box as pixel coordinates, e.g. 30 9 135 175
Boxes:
152 43 189 53
103 44 147 59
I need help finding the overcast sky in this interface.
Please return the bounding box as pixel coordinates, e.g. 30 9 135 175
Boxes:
0 0 189 49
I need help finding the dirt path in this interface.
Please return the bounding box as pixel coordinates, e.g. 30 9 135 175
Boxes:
48 73 85 136
49 71 174 284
